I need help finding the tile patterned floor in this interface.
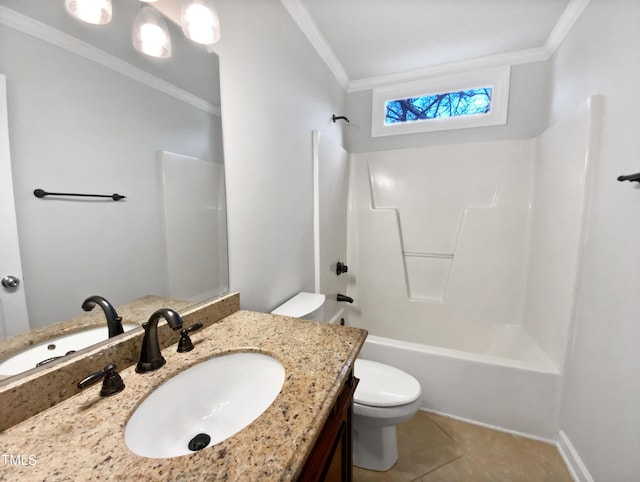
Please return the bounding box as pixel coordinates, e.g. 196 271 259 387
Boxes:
353 411 574 482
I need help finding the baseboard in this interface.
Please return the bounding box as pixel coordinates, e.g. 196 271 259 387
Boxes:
557 430 594 482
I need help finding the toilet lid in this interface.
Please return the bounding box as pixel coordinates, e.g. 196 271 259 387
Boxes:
354 359 421 408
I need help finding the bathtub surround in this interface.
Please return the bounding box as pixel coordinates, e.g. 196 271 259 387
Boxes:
523 98 599 368
341 97 599 442
348 95 597 369
312 131 350 324
348 139 535 343
0 293 239 431
159 151 229 303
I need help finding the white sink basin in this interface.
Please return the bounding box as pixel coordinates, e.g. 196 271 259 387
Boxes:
0 323 139 376
125 352 285 459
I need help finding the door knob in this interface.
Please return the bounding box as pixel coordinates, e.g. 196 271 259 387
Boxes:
2 276 20 289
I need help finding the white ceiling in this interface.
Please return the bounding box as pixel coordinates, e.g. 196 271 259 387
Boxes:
283 0 589 90
157 0 589 91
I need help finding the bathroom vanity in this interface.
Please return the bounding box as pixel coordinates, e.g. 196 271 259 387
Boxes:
0 294 367 481
299 368 359 481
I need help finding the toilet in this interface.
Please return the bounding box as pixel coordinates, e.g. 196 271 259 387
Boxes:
271 292 422 472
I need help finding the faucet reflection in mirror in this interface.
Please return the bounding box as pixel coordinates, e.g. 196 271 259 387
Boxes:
66 0 221 59
81 295 124 338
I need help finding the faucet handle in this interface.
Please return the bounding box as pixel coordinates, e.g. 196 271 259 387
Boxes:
35 350 77 368
177 322 204 353
77 363 125 397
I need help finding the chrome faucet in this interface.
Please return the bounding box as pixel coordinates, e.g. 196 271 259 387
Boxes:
82 295 124 338
136 309 184 373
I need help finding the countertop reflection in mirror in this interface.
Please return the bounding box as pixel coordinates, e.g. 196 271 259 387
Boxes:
0 0 228 385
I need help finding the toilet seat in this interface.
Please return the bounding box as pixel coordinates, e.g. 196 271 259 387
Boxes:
354 359 421 408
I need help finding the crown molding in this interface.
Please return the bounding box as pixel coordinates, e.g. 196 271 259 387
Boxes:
545 0 591 54
348 47 547 93
279 0 350 89
283 0 590 93
0 6 219 116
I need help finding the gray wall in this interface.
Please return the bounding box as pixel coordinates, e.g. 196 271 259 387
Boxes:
551 0 640 479
213 0 346 312
345 61 551 153
1 23 220 328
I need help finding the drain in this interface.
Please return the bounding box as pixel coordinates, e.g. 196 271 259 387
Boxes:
188 433 211 452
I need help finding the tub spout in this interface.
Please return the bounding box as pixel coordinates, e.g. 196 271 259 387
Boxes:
337 294 354 303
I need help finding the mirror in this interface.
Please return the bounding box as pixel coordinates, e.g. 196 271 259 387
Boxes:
0 0 228 380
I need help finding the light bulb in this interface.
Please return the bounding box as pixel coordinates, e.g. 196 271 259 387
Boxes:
132 7 172 58
181 0 220 45
65 0 112 25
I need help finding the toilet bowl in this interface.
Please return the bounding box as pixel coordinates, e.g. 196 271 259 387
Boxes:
271 292 422 472
352 359 421 471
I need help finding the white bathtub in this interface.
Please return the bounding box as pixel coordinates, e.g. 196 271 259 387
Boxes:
322 301 561 440
356 331 561 440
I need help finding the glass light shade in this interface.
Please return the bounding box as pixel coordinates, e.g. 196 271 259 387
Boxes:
65 0 112 25
132 7 172 59
181 0 221 45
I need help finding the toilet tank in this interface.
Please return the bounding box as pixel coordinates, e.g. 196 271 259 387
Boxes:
271 292 346 325
271 292 326 321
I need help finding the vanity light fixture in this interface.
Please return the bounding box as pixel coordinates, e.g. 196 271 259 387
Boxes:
181 0 221 46
132 6 172 59
64 0 220 59
65 0 112 25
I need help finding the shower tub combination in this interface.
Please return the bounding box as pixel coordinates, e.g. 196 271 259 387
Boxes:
327 98 601 440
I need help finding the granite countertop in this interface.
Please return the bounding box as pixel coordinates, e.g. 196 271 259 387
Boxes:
0 310 367 481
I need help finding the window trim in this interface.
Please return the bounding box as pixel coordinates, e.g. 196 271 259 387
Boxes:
371 66 511 137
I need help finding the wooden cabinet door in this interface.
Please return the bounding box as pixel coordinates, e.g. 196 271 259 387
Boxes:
298 371 358 482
